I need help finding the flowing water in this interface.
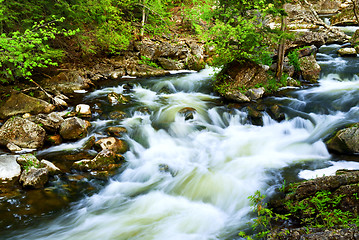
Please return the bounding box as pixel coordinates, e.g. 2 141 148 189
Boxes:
2 42 359 239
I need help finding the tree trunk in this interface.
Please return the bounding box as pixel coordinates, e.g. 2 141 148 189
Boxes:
353 0 359 25
276 16 287 81
140 0 146 39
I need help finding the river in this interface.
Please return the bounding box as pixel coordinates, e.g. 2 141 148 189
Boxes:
2 37 359 239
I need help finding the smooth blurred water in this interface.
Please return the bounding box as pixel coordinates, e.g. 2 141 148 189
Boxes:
4 44 359 240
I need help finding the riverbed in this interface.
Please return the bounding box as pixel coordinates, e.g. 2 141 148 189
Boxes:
2 41 359 239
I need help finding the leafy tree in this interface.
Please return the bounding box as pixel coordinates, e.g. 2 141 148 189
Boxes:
0 17 78 82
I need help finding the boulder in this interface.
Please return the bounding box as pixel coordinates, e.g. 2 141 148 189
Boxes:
72 149 124 171
59 117 91 140
94 137 128 154
27 112 64 133
42 71 93 94
312 0 341 15
106 126 128 137
157 57 185 70
299 55 321 83
126 61 170 77
290 32 326 50
75 104 91 117
326 124 359 154
338 47 358 57
19 167 48 188
0 92 55 119
0 155 21 180
0 117 46 149
282 3 320 30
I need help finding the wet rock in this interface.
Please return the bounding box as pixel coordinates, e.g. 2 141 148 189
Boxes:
60 151 97 162
107 92 130 105
136 107 151 115
268 105 285 122
326 124 359 154
27 112 64 133
0 117 46 149
247 106 263 126
178 107 197 120
246 87 265 101
75 104 91 117
108 111 127 120
46 134 62 145
94 137 128 154
0 155 21 180
286 77 301 87
157 57 185 70
40 160 61 175
299 55 321 83
338 47 357 57
82 136 96 150
0 91 55 119
19 167 48 189
72 149 124 171
59 117 91 140
106 127 128 137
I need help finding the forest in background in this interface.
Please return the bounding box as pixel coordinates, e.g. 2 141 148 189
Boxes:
0 0 287 83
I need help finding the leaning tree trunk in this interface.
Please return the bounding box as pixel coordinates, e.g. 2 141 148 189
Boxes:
276 15 287 81
140 0 146 39
352 0 359 25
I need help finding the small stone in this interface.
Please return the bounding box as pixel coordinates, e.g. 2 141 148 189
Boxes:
41 160 61 175
338 48 357 57
178 107 197 120
75 104 91 117
7 143 22 152
108 111 127 120
246 87 265 100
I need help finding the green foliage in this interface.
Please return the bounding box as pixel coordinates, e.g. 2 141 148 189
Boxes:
285 190 359 228
0 17 78 82
21 154 44 172
138 56 161 68
185 0 288 66
287 50 301 72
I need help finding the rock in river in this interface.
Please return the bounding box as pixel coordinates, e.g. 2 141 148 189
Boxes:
0 117 46 149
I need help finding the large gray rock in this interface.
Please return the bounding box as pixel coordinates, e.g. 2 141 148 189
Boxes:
299 55 321 83
19 167 48 188
59 117 91 140
326 124 359 154
0 155 21 180
42 71 93 94
0 92 55 119
27 112 64 133
157 57 185 70
0 117 46 149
